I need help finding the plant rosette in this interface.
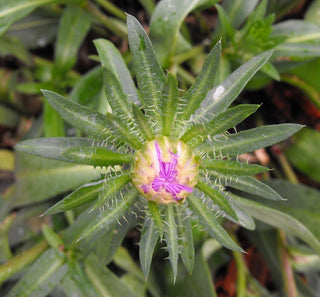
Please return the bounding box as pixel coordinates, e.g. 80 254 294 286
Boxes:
16 14 303 278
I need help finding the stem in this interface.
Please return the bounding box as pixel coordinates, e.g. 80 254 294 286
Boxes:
277 151 299 184
176 66 195 85
230 231 247 297
138 0 156 14
93 0 126 20
281 74 320 110
0 240 48 283
233 250 247 297
85 2 127 38
278 231 298 297
172 46 204 65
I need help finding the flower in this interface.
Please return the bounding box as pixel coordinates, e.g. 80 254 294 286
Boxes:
16 14 302 278
132 136 199 204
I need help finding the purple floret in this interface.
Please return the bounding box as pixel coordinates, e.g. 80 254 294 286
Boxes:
151 142 193 200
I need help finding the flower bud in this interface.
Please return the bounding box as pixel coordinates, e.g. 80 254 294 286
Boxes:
132 136 200 204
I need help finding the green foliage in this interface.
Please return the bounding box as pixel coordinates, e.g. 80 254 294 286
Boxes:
1 2 319 296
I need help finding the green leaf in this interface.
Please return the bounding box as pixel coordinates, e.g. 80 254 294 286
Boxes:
196 181 238 221
199 124 303 157
93 213 137 265
6 11 58 50
102 66 132 120
5 249 67 297
150 0 219 66
77 188 139 242
139 216 160 277
222 0 259 29
202 159 268 176
148 201 164 238
193 51 272 122
214 5 235 46
94 38 139 104
164 204 179 281
285 128 320 183
42 90 112 140
181 104 259 146
105 112 142 149
15 137 94 162
0 0 81 36
132 103 155 140
175 205 194 273
62 263 99 297
3 152 100 207
70 66 103 105
91 173 131 212
54 5 91 75
168 248 217 297
161 73 179 136
233 179 320 254
271 20 320 44
114 247 145 280
177 40 221 122
44 178 105 214
127 14 165 124
42 225 64 253
63 146 132 167
188 195 242 252
260 62 280 81
215 174 283 200
85 254 140 297
273 43 320 60
44 100 65 137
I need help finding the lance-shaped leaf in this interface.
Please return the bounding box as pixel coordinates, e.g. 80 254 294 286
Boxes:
5 248 68 297
102 67 132 120
4 152 100 207
213 174 283 200
177 40 221 122
85 254 140 297
91 173 131 211
62 261 99 297
44 178 107 214
196 181 238 221
193 51 272 122
94 38 139 104
127 14 165 122
63 146 132 167
222 0 259 29
188 195 242 252
105 112 142 149
199 124 304 157
139 216 160 278
76 188 139 242
132 103 155 141
161 73 179 136
232 183 320 255
15 137 94 162
271 20 320 44
148 201 164 238
164 204 179 281
181 104 259 145
0 0 84 36
175 205 194 273
149 0 219 66
202 159 268 176
54 5 91 76
70 67 103 105
42 90 112 140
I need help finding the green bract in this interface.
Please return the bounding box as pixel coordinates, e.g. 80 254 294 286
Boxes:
16 15 303 279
